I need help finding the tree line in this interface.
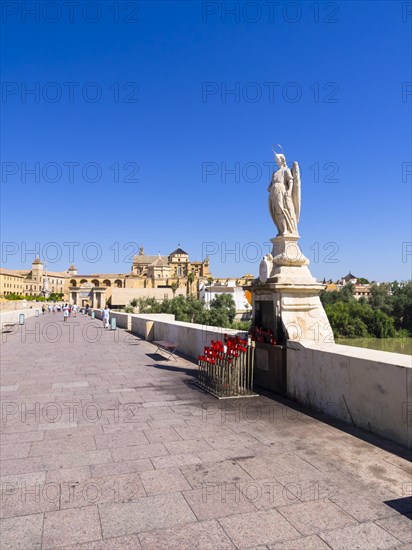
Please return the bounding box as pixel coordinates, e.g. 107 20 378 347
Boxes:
128 295 250 330
320 281 412 338
2 292 64 302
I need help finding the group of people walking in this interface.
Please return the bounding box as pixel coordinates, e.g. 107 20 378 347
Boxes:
41 303 75 316
40 302 111 327
63 303 79 321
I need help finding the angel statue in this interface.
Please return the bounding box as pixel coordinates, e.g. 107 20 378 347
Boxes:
268 146 301 237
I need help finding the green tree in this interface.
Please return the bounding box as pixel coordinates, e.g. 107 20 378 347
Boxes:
391 281 412 333
320 289 340 306
187 271 195 296
170 281 179 298
210 294 236 324
136 297 161 313
369 283 393 315
48 292 64 302
130 294 239 329
340 283 356 302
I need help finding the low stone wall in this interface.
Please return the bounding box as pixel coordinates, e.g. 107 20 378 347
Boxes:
110 311 131 330
287 340 412 449
92 309 103 320
130 314 175 342
130 314 247 361
0 307 42 327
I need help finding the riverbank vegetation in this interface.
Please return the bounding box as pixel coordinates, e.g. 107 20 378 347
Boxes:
320 281 412 338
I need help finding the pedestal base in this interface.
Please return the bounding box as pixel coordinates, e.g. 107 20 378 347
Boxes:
250 236 334 344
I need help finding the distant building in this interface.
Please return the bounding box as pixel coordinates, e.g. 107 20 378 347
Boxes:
0 258 65 297
199 276 254 320
0 247 257 310
341 272 358 285
0 246 212 308
325 272 372 301
67 246 212 307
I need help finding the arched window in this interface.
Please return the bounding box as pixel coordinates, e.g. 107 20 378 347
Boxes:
91 279 99 287
114 279 123 288
80 279 88 284
103 279 111 287
70 279 77 287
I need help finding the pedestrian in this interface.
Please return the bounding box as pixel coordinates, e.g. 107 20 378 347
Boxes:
63 305 69 322
42 305 45 315
102 304 110 329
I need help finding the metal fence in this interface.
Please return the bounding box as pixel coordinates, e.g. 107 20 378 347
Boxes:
197 336 257 398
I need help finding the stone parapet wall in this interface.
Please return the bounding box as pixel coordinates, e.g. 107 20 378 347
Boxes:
0 301 45 312
287 340 412 449
0 307 42 326
128 313 246 361
110 311 131 330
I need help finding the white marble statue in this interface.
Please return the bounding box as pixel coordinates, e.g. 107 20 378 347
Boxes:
268 147 301 237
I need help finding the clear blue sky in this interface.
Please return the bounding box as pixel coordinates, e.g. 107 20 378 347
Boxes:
1 0 411 282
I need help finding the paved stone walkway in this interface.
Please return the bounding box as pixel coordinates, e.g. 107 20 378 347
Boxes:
0 313 411 549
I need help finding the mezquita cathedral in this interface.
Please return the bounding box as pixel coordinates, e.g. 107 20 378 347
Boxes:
0 246 254 309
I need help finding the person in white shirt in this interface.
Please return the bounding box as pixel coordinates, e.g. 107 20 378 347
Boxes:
102 305 110 329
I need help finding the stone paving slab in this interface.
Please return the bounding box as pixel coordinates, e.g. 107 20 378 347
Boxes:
276 500 358 535
1 313 411 549
42 506 102 549
99 492 197 538
138 519 235 549
318 521 401 549
267 534 331 549
0 513 44 550
218 508 301 548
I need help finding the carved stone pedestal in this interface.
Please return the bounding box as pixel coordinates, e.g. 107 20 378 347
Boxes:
249 236 334 344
